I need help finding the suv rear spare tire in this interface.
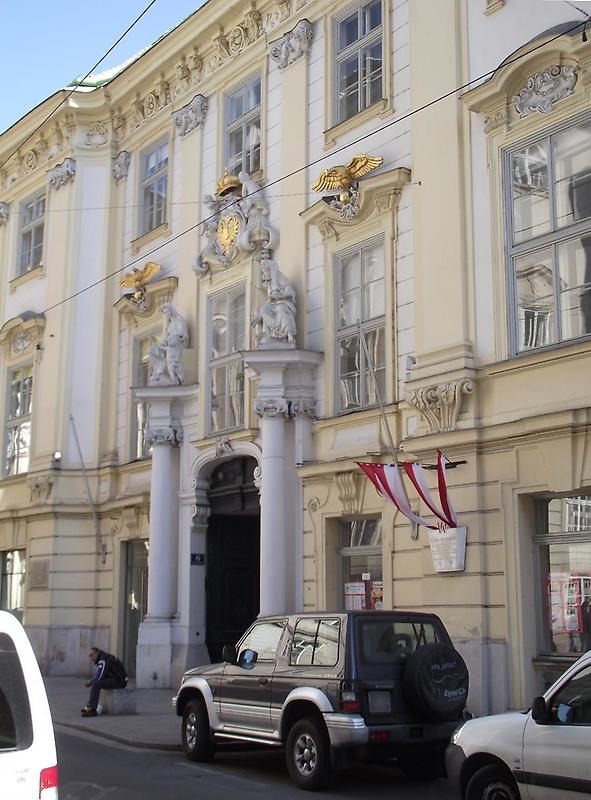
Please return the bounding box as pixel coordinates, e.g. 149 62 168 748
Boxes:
402 642 468 721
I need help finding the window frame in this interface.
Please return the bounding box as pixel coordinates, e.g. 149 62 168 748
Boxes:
206 284 247 436
17 191 46 277
0 549 26 621
338 516 383 611
131 335 153 461
332 0 384 126
138 137 169 237
224 74 262 176
504 110 591 356
3 365 33 478
334 235 386 415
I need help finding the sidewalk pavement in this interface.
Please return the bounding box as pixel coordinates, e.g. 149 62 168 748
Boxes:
45 677 181 750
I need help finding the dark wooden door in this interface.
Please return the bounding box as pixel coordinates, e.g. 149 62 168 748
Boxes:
206 514 260 662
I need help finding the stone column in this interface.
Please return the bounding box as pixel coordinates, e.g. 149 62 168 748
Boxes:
255 398 290 615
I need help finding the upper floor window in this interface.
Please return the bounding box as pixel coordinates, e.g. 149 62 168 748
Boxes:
335 0 383 124
507 117 591 353
208 287 246 433
140 140 168 235
336 238 385 413
18 193 45 276
133 337 151 460
4 366 32 477
225 76 261 175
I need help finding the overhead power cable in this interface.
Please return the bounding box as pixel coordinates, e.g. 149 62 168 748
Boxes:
0 0 160 171
23 16 588 317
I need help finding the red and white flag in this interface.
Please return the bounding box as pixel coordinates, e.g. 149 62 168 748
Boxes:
357 451 457 530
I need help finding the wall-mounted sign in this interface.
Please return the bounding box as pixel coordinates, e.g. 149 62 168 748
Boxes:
191 553 205 566
428 527 467 573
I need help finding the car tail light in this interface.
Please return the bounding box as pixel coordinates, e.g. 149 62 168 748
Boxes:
369 730 390 742
340 685 361 713
39 765 58 799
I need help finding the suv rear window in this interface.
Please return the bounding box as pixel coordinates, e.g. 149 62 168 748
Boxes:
0 633 33 751
358 618 443 664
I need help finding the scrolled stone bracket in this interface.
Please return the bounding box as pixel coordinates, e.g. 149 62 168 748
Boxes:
173 94 208 136
145 426 184 446
407 378 475 433
47 158 76 190
254 398 291 419
269 19 313 69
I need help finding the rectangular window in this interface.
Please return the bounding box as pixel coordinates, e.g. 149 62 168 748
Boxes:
506 117 591 353
18 193 45 276
340 517 383 611
4 366 32 477
225 76 261 175
140 140 168 235
208 287 246 433
0 550 26 621
133 337 152 460
536 496 591 656
335 0 383 124
290 618 341 667
336 239 385 413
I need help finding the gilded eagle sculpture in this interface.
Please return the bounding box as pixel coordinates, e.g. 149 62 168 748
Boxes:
312 154 384 197
120 262 161 308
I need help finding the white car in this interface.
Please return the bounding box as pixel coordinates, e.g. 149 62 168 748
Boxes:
446 649 591 799
0 610 58 799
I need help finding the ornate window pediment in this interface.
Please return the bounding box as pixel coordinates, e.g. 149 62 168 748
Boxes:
463 26 589 131
301 166 410 240
114 275 178 327
0 313 45 358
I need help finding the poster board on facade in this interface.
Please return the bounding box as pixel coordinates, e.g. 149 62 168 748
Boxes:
344 582 366 610
428 526 467 572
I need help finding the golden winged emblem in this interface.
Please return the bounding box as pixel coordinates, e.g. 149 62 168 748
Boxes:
120 262 161 298
312 154 384 193
217 215 240 255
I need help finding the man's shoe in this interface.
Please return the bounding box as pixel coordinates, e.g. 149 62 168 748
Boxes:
81 707 97 717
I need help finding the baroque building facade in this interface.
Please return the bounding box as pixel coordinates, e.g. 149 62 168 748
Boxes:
0 0 590 713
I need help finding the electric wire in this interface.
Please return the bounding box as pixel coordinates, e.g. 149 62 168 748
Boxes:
13 16 589 317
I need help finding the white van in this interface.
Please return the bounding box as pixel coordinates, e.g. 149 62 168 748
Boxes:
0 610 58 799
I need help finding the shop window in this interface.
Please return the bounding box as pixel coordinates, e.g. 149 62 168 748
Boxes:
4 366 33 477
339 517 383 610
334 0 383 124
225 75 261 175
208 287 245 434
139 139 168 235
336 238 385 413
0 550 26 622
505 117 591 354
18 193 45 276
132 337 152 460
536 496 591 656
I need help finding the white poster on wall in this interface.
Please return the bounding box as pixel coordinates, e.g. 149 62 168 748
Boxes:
428 526 467 573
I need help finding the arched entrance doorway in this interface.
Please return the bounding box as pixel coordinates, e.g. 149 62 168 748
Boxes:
205 456 260 661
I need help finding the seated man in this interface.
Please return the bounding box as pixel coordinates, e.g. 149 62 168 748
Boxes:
81 647 127 717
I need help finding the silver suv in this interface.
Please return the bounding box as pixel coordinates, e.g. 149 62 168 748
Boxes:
173 611 469 790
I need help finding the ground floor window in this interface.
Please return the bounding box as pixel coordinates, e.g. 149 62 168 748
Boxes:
0 549 26 621
339 517 382 610
536 496 591 656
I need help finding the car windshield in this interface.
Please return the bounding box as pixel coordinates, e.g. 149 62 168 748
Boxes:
357 618 443 664
0 632 33 751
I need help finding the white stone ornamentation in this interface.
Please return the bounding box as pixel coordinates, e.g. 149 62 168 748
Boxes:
173 94 208 137
47 158 76 190
334 471 362 515
27 474 54 504
254 398 290 418
148 303 189 386
329 186 360 220
290 399 316 418
407 378 475 433
513 65 579 118
196 171 278 272
145 426 183 445
269 19 313 68
251 251 297 348
0 202 9 225
214 9 263 61
112 151 131 182
11 330 32 354
215 436 234 458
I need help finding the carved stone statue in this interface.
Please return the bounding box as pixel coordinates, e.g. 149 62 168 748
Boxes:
251 251 297 347
148 303 189 385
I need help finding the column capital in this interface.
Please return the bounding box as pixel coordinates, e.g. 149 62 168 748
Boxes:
290 399 316 419
145 426 183 446
255 398 290 419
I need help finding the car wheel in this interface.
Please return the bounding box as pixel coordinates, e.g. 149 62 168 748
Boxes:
465 764 519 800
286 717 332 790
182 698 215 762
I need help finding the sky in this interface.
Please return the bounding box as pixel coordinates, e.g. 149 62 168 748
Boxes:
0 0 208 134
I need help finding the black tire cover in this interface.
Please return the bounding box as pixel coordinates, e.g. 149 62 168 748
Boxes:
402 642 469 721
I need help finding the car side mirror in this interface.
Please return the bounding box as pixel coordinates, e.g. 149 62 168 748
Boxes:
531 695 549 724
238 648 258 669
221 644 237 664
